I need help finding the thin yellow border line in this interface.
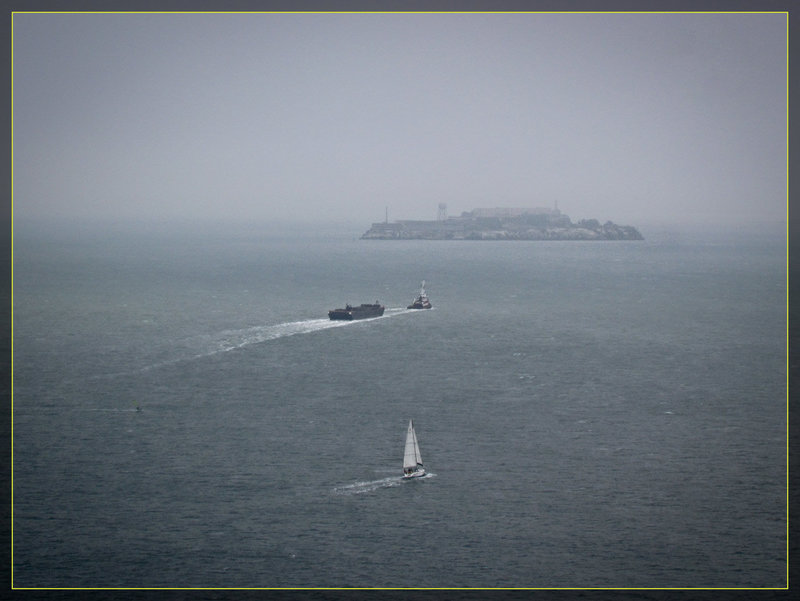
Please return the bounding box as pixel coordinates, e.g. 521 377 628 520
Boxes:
784 9 790 591
9 9 791 592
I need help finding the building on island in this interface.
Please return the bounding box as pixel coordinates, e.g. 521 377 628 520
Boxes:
361 205 643 241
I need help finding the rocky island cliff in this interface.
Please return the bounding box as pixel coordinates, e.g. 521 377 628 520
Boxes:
361 207 644 241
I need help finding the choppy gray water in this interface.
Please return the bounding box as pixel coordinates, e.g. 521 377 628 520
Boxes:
12 221 786 588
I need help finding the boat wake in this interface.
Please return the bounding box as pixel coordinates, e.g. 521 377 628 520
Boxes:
192 308 415 357
333 477 403 495
333 472 435 495
94 309 420 381
190 318 351 356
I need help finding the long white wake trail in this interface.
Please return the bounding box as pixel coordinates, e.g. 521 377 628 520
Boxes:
113 308 415 378
194 317 350 356
194 307 412 357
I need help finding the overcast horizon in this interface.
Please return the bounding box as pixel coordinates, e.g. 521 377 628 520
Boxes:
12 12 787 229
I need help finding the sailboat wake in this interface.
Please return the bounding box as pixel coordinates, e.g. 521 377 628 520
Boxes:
333 472 435 495
333 477 403 495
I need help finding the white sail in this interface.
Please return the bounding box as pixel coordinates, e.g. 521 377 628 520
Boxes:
403 420 423 470
412 425 423 466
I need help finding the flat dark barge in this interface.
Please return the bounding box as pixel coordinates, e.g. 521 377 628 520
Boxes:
328 302 385 320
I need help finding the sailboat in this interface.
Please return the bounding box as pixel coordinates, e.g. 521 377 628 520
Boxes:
402 419 426 479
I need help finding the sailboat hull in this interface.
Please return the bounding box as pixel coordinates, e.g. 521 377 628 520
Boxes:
402 469 426 479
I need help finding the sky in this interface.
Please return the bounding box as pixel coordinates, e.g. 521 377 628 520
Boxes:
12 12 787 227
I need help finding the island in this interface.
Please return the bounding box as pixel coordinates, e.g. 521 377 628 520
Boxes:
361 206 643 241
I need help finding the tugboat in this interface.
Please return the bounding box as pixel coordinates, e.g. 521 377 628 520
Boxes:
407 281 432 310
328 301 385 320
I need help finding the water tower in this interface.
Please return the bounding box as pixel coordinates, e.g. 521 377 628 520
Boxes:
437 202 447 221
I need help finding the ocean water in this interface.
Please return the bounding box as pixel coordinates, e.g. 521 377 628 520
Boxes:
12 220 787 589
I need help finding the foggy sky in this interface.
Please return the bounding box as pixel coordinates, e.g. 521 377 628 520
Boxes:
12 12 786 227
